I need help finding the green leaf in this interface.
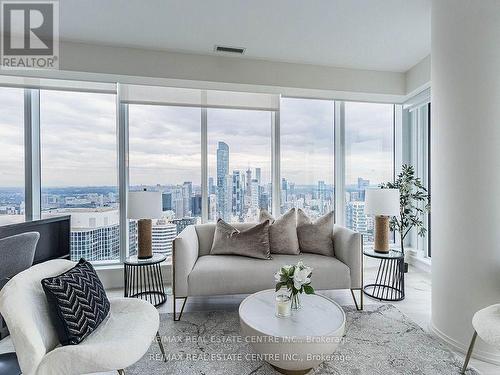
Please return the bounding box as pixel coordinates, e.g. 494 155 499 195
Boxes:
303 284 315 294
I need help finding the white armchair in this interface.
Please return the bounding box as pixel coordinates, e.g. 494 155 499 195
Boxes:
0 259 165 375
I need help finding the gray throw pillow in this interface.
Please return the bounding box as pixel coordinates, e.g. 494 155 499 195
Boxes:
259 208 300 255
296 209 334 257
210 219 271 260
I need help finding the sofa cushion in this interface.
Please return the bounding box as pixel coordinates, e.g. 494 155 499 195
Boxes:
210 219 271 260
259 208 300 255
297 209 334 257
196 223 256 256
188 253 350 296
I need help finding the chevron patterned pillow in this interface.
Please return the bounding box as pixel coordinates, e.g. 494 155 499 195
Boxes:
41 259 110 345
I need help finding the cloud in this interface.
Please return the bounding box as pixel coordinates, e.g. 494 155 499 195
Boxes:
0 88 25 187
0 89 394 189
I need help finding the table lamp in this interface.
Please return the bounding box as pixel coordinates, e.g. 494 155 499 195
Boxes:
128 190 162 259
364 188 400 253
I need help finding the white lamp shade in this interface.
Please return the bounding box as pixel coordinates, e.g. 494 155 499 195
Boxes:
128 191 162 219
364 188 400 216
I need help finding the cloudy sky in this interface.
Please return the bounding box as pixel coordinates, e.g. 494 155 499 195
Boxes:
0 87 393 188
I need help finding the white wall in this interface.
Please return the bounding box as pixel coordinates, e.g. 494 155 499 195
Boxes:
431 0 500 364
405 55 430 96
1 40 409 102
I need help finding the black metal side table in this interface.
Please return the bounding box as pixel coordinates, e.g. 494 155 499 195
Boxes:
124 253 167 307
363 248 405 301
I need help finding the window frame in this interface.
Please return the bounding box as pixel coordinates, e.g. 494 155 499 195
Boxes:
402 91 431 258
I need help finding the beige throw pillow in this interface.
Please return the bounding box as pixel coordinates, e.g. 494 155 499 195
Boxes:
296 209 334 257
259 208 300 255
210 219 271 260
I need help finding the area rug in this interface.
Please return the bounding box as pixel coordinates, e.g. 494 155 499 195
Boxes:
127 304 478 374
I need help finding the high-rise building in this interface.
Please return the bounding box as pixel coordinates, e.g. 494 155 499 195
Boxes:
317 180 326 214
151 219 177 256
208 194 217 222
216 142 230 220
172 217 197 234
255 168 261 185
52 208 120 261
191 194 202 216
232 171 243 218
208 177 215 195
162 192 172 211
346 201 368 235
172 187 183 218
245 168 252 197
357 177 370 201
250 179 260 209
182 181 192 216
259 191 269 211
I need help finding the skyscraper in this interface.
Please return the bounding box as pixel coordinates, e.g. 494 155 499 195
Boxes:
191 194 202 216
232 171 243 218
250 179 260 209
182 181 192 217
162 192 172 211
216 142 230 220
245 168 252 197
255 168 261 185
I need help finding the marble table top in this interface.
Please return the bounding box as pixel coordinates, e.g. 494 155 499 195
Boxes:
239 289 345 338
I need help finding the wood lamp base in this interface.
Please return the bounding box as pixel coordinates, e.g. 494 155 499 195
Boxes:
137 218 153 259
374 215 390 253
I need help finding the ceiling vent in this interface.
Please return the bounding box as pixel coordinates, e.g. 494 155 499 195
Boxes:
214 45 245 55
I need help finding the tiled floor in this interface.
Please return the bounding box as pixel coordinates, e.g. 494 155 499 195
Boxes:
1 258 498 374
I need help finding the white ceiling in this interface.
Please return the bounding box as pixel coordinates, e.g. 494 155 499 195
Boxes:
59 0 430 73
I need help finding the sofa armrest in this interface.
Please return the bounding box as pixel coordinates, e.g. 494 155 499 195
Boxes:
333 225 363 289
173 225 199 297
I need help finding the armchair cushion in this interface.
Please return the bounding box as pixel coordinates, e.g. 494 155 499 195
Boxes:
35 298 159 375
41 259 110 346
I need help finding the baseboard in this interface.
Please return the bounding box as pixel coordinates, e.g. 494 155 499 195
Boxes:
429 321 500 366
406 250 431 273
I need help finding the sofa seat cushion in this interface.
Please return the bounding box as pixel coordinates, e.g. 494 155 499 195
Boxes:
188 253 350 296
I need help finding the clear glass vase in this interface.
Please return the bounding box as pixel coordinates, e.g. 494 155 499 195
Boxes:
290 293 301 310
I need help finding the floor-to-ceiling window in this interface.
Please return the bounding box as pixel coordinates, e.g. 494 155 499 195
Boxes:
405 101 431 257
0 87 25 225
344 102 395 243
0 78 404 264
40 90 118 262
207 108 272 222
280 98 334 219
128 104 201 257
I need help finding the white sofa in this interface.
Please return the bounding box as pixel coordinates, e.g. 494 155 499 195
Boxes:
172 223 363 320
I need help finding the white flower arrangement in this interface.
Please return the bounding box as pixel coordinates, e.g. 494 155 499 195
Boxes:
274 260 314 308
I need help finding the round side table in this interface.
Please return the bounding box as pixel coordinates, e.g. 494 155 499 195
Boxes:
363 248 405 301
124 253 167 307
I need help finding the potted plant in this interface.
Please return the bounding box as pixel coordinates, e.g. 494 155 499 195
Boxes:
380 164 430 264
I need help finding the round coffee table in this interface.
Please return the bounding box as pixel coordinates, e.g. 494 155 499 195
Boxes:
239 290 345 374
